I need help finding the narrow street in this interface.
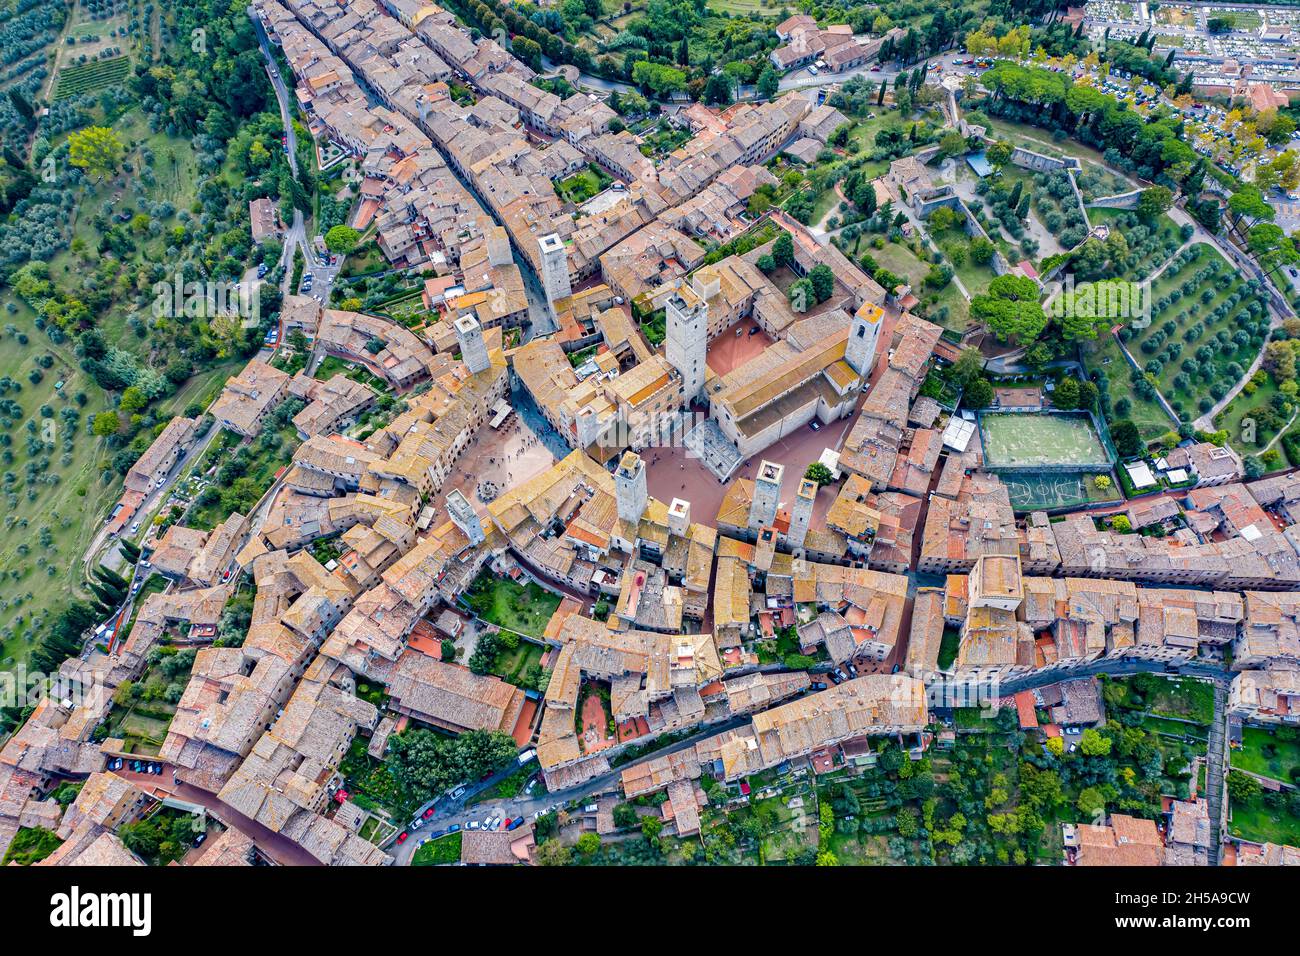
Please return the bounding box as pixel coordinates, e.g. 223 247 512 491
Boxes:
1205 680 1229 865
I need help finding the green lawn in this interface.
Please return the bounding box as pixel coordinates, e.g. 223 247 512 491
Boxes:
492 638 545 687
1125 244 1270 424
1083 334 1176 442
851 236 971 332
159 360 243 420
0 107 229 671
313 355 388 393
556 164 613 204
869 239 929 287
1146 677 1214 724
1229 790 1300 846
1086 207 1184 282
1111 673 1214 724
1218 373 1285 458
412 831 462 865
0 295 120 672
464 573 562 638
184 420 300 531
937 626 960 671
339 735 422 821
1231 727 1300 784
1 826 62 865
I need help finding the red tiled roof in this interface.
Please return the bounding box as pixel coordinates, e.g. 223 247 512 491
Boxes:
1014 691 1038 729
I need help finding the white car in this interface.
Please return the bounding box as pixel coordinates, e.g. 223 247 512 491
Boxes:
467 821 481 830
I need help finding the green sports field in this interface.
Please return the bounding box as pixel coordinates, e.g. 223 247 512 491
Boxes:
980 412 1110 469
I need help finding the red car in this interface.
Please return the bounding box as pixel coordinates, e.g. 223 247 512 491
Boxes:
422 807 435 819
500 817 514 830
396 832 409 844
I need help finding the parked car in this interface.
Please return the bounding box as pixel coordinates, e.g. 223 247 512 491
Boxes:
396 832 409 844
506 818 524 831
447 823 461 833
422 807 435 819
467 821 481 830
193 831 207 846
828 670 843 684
809 420 821 431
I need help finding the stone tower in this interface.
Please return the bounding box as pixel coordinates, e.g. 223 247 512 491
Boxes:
485 226 512 267
615 451 648 525
787 477 817 549
538 232 571 308
748 460 783 530
453 314 490 374
445 489 485 545
665 285 708 405
846 301 884 379
754 526 777 572
668 498 691 538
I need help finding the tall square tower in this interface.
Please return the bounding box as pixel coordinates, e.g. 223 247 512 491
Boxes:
445 489 485 545
665 285 708 405
454 314 490 374
615 451 648 526
846 301 884 379
538 232 571 308
668 498 691 538
787 477 818 549
748 460 784 530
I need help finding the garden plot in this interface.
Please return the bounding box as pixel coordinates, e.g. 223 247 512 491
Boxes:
1121 243 1271 422
1083 207 1186 281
